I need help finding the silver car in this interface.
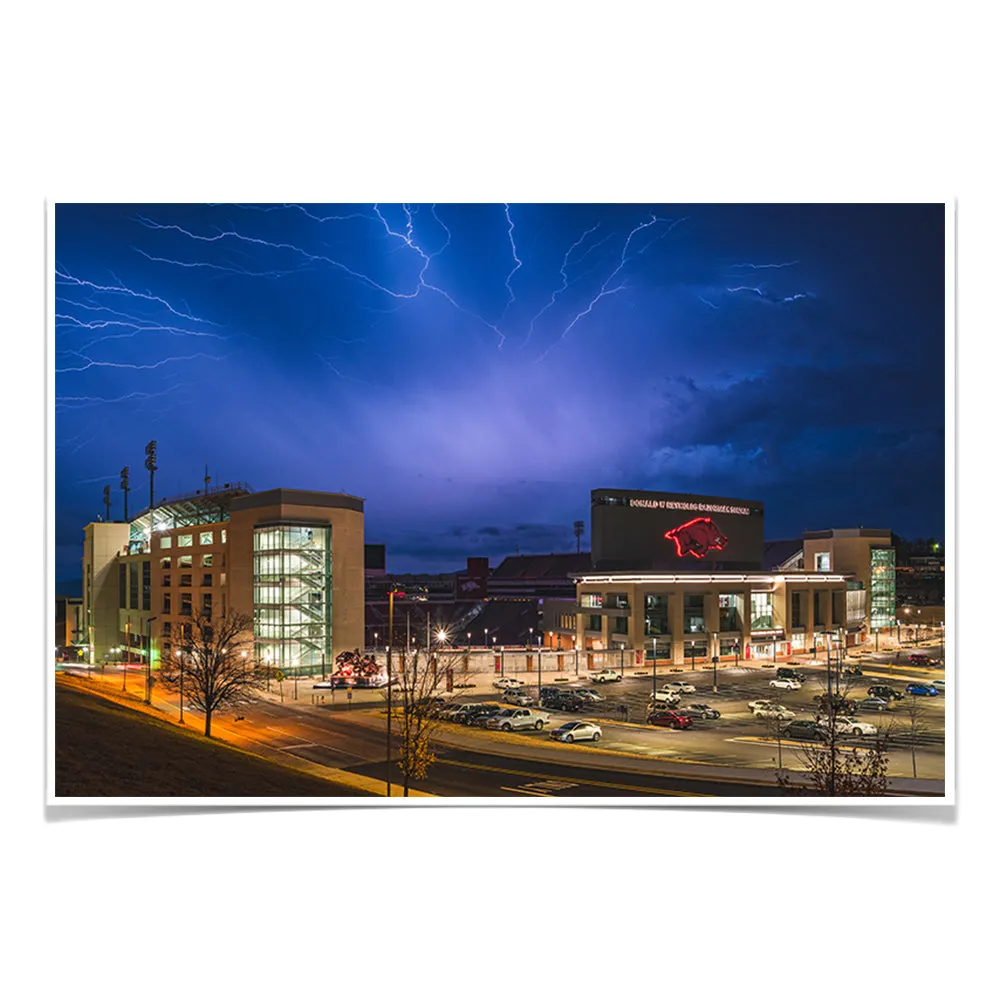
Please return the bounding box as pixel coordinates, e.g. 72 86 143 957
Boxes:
549 721 602 743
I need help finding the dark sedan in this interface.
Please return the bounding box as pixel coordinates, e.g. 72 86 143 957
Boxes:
781 720 826 741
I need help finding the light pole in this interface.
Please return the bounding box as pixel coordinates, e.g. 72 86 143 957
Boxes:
500 645 505 678
652 637 657 699
574 642 579 676
145 616 157 704
712 630 718 694
619 641 625 676
537 633 542 699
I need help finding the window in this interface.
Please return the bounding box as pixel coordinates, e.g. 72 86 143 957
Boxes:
178 534 193 548
221 529 227 544
178 555 193 568
162 574 170 587
587 615 602 632
160 557 171 569
608 593 629 610
644 593 669 636
202 573 212 587
181 593 192 615
751 592 773 630
202 553 213 567
162 593 171 614
129 563 139 609
814 591 823 626
180 574 192 586
159 536 172 549
718 594 743 632
200 531 213 545
580 593 604 609
142 560 150 611
162 621 172 637
815 552 831 572
683 594 705 634
613 616 629 635
119 563 127 609
220 572 227 587
791 592 805 628
202 593 213 615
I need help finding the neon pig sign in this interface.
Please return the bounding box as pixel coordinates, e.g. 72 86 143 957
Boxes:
664 517 729 559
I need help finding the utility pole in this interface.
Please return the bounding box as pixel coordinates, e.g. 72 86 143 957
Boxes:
144 440 157 510
120 466 130 522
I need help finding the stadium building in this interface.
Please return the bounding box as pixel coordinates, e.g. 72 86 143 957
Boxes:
81 484 364 672
552 490 896 668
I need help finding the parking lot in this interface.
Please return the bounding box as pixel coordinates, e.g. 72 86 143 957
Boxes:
430 653 946 779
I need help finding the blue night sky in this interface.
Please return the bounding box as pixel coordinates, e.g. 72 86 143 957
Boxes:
54 203 945 582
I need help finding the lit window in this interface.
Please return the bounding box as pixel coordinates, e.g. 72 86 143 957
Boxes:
200 531 213 545
816 552 831 572
160 557 170 569
159 537 172 549
221 529 227 544
202 554 213 567
178 555 193 568
178 534 193 548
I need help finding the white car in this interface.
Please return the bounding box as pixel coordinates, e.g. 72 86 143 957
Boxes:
649 689 682 706
571 688 604 703
549 720 602 743
769 677 801 690
591 669 623 683
661 681 696 694
825 716 878 737
748 699 777 713
752 704 795 721
493 676 525 690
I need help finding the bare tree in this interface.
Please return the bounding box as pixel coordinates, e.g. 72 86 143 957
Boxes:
383 648 461 796
157 611 263 737
891 694 931 779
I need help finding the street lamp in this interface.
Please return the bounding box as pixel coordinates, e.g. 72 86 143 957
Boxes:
652 637 657 699
574 642 579 676
177 649 185 724
537 633 543 699
145 616 158 704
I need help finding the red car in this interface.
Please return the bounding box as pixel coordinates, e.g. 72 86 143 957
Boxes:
646 710 693 730
908 654 940 666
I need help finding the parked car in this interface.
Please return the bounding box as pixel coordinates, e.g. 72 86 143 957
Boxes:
813 693 857 715
592 669 623 683
647 710 693 730
748 699 778 713
493 677 525 690
571 688 604 703
868 684 904 701
769 677 801 690
842 664 863 677
486 707 550 731
857 697 892 713
441 702 478 721
905 682 939 697
753 704 795 721
541 691 584 713
550 721 602 743
661 681 696 694
782 720 825 741
465 704 503 726
823 716 878 737
649 689 682 706
777 666 807 683
679 703 721 719
909 654 941 666
502 690 535 706
453 703 490 725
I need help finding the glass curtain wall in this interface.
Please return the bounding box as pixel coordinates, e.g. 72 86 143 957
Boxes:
253 524 332 673
751 592 773 630
869 548 896 628
718 594 743 632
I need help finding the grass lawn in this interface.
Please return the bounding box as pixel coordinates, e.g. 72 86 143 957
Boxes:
55 679 373 797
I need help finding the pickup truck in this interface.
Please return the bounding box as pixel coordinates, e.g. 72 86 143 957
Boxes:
485 707 550 732
591 669 623 683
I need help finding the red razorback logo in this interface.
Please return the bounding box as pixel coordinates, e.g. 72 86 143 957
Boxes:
664 517 728 559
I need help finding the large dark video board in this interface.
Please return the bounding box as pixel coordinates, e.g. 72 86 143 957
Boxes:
591 489 765 571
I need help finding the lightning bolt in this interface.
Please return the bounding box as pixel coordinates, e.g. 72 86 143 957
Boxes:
524 224 601 346
501 203 522 318
56 352 227 373
535 214 672 361
729 260 799 270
